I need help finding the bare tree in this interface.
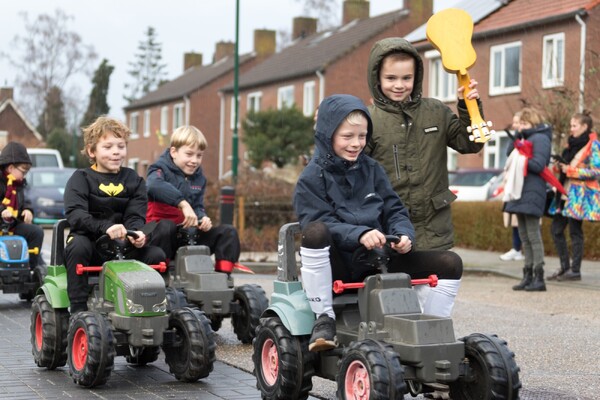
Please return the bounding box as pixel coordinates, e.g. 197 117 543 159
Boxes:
1 9 97 133
295 0 338 29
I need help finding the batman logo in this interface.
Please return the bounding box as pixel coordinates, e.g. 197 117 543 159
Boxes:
99 183 124 196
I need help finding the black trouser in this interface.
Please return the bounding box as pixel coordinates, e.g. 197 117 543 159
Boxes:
12 221 44 268
148 219 241 262
65 234 166 305
551 214 583 272
301 221 463 283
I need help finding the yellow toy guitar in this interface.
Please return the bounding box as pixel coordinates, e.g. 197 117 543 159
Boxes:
426 8 494 143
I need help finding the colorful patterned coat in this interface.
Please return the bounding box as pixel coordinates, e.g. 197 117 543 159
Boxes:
549 132 600 221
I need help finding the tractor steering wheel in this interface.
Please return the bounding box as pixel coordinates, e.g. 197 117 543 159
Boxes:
351 235 400 274
95 230 139 260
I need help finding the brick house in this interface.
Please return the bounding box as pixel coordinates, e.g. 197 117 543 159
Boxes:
408 0 600 170
0 87 43 150
219 0 434 178
123 33 276 181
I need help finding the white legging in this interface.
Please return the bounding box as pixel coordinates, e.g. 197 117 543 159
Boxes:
300 246 335 319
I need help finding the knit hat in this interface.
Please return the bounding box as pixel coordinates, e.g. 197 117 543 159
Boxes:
0 142 32 167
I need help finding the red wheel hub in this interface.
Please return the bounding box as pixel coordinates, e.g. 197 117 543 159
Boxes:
260 338 278 386
35 312 43 351
72 327 88 371
344 360 370 399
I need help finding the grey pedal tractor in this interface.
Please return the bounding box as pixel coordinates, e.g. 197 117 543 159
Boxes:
252 223 521 400
0 220 46 301
30 219 216 387
165 227 269 344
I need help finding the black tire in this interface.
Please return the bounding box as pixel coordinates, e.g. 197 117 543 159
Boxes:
165 287 189 312
67 311 116 387
209 314 224 332
162 307 216 382
252 316 315 400
232 284 269 344
337 339 407 400
125 346 161 365
449 333 521 400
30 294 69 369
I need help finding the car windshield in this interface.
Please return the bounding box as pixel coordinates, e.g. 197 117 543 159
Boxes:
451 171 499 187
30 171 73 188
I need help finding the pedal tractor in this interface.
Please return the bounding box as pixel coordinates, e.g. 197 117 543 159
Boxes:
165 227 269 344
252 223 521 400
0 220 45 301
30 219 216 387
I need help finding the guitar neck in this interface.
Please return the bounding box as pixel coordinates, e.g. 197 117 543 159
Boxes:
456 72 483 124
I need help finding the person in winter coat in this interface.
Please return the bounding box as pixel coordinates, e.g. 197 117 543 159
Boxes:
505 108 552 292
64 116 166 315
146 125 246 274
293 94 463 352
0 142 43 269
548 111 600 281
365 37 484 251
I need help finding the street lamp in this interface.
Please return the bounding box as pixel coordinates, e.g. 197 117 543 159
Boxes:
232 0 240 182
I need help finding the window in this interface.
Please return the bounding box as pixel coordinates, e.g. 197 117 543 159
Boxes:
303 81 316 116
277 85 295 109
128 157 139 173
542 33 565 88
173 103 184 130
427 55 457 102
143 110 151 138
160 106 169 134
247 91 262 113
482 131 512 169
489 42 521 95
129 112 139 139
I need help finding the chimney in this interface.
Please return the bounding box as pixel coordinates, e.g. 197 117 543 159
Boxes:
254 29 276 56
293 17 318 40
183 52 203 72
404 0 434 31
343 0 370 25
0 87 14 103
213 41 235 62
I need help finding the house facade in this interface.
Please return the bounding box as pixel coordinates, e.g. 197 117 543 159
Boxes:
0 87 44 150
123 33 276 182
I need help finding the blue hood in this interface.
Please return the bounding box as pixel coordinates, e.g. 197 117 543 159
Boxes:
313 94 373 170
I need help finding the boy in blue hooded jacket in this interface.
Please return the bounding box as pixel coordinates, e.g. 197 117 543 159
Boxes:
293 94 463 352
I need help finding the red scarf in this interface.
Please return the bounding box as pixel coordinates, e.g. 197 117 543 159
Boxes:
2 173 22 218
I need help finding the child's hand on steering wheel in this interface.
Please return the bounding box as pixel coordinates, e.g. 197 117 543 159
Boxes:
359 229 386 250
128 230 146 248
390 235 412 254
198 216 212 232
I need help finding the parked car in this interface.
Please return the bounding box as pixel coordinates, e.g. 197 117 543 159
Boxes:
26 148 64 168
24 167 76 225
448 168 504 201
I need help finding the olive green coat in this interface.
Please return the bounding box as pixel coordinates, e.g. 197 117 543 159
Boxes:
366 37 484 250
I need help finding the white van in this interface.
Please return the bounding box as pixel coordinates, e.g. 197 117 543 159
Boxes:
26 148 64 168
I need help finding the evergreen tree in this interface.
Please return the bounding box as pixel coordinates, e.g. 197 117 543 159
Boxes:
81 59 114 127
37 86 67 139
123 26 167 103
242 107 314 168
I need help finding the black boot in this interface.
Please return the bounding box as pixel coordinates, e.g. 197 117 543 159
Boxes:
512 265 533 291
525 265 547 291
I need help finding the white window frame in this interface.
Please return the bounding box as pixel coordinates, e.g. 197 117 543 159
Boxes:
129 112 139 139
482 130 512 169
277 85 295 109
247 91 262 113
173 103 184 130
489 41 522 96
143 109 151 138
303 81 316 116
542 33 565 88
160 106 169 134
128 157 139 172
425 50 457 102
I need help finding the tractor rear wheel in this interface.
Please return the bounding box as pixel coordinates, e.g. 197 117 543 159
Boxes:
30 294 69 369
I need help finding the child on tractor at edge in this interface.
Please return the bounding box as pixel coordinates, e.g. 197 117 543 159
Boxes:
293 94 463 352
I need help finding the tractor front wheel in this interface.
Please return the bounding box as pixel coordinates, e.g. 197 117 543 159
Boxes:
231 284 268 344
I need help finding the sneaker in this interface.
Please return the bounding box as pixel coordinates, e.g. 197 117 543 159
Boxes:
557 269 581 281
547 269 565 281
309 314 338 352
500 248 522 261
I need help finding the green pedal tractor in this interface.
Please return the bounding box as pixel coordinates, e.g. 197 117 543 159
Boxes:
30 219 216 387
252 223 521 400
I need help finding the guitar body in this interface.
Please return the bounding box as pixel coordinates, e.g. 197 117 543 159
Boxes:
426 8 493 143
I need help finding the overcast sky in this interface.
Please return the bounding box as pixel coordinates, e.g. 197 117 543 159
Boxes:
0 0 456 124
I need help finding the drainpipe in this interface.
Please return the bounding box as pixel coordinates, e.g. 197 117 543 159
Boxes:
575 13 586 112
218 92 225 179
184 95 191 124
316 70 325 104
